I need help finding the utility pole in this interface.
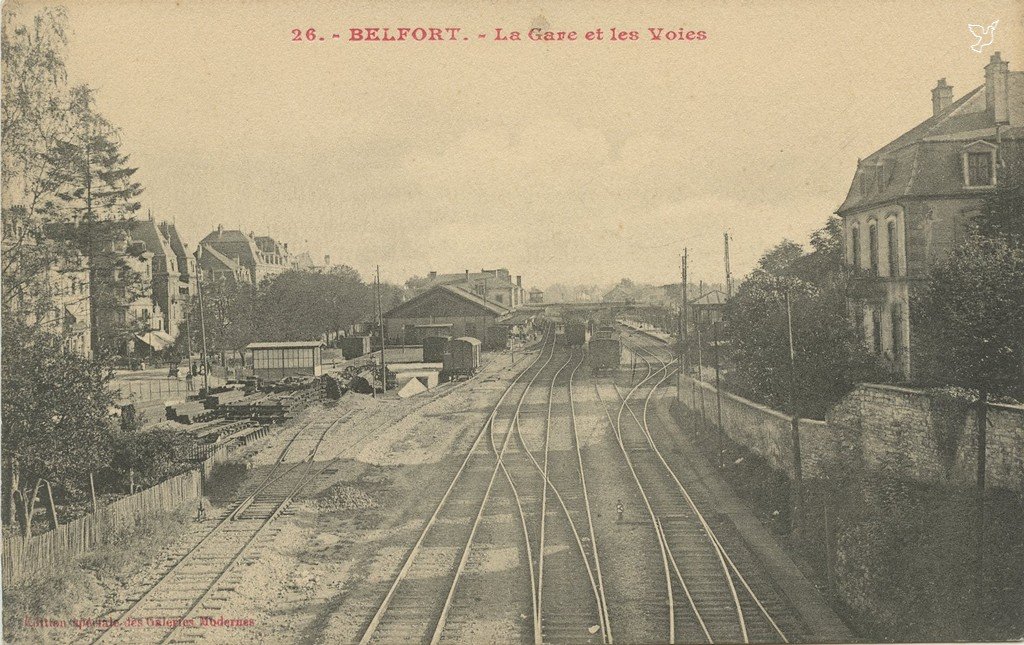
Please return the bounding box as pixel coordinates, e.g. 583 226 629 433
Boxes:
376 265 387 393
712 319 725 468
784 289 804 536
194 249 210 394
681 250 688 375
724 231 733 299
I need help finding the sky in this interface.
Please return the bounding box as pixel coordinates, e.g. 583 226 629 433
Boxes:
20 0 1024 288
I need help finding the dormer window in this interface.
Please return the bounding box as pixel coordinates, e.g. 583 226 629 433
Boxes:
967 153 994 186
962 140 998 187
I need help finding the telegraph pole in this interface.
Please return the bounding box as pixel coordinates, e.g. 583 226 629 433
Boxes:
724 231 733 299
376 266 387 393
712 319 725 468
785 289 804 535
196 265 210 394
681 250 688 372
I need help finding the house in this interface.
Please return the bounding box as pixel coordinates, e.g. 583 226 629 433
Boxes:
128 217 189 339
197 244 247 284
91 239 165 357
198 226 292 284
689 289 727 329
421 268 526 309
836 52 1024 376
529 287 544 303
383 284 511 349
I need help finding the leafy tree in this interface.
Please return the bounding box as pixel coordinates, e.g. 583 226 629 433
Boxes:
1 319 118 535
912 236 1024 401
725 218 887 417
2 6 76 322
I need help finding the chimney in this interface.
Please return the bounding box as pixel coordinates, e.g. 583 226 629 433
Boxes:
516 275 522 287
324 255 331 266
465 269 469 279
931 78 953 116
985 52 1010 124
429 271 437 279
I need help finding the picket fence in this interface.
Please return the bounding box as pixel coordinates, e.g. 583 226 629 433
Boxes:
1 443 232 586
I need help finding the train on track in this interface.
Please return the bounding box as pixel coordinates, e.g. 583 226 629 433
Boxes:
589 337 621 374
441 336 481 380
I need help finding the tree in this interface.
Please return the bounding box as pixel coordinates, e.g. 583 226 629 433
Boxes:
2 6 76 323
42 86 145 356
1 319 118 535
725 218 887 417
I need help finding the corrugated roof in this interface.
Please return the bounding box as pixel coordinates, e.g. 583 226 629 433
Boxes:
246 341 325 349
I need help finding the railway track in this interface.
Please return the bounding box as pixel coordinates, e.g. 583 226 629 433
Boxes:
357 330 557 644
611 328 802 643
85 411 353 644
359 331 612 645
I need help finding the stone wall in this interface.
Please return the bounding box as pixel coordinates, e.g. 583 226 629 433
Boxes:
676 377 1024 491
827 383 1023 491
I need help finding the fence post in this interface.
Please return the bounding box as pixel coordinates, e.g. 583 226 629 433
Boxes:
45 480 59 529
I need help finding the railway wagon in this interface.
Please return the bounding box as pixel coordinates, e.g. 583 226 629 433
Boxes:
589 338 622 374
564 321 591 346
339 335 371 359
593 325 617 340
422 336 450 363
442 337 481 380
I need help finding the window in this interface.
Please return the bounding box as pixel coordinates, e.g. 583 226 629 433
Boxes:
875 165 885 192
872 308 882 355
869 222 879 275
496 294 504 304
966 152 994 186
851 225 861 268
891 305 903 361
465 323 477 338
887 220 899 276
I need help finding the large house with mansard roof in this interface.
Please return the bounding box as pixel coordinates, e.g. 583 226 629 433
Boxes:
836 52 1024 378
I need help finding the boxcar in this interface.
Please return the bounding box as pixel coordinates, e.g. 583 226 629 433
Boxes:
423 336 450 363
593 325 617 340
564 321 591 347
443 337 482 379
339 335 371 359
589 338 622 374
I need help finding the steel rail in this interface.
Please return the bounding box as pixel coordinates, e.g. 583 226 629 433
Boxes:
358 328 553 645
89 413 340 644
620 343 748 642
159 421 342 644
430 328 558 645
513 346 607 643
568 346 613 643
627 336 790 643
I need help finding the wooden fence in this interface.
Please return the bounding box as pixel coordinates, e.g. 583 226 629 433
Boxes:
3 468 208 587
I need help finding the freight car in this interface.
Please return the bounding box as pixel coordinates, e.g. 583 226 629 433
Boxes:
589 338 622 374
423 336 450 363
442 336 481 380
339 335 371 359
593 325 617 340
564 321 591 347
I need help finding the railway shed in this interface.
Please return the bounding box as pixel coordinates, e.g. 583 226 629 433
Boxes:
246 340 325 381
384 284 509 349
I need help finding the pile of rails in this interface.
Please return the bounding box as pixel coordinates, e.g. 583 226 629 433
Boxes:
166 380 320 425
222 392 311 424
